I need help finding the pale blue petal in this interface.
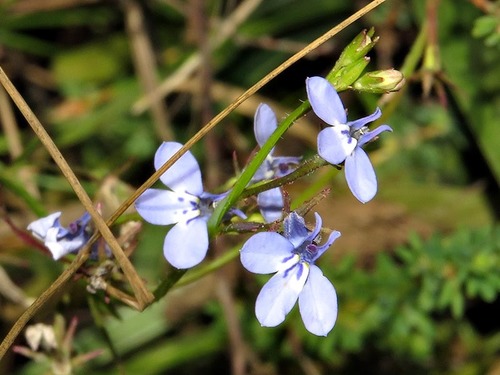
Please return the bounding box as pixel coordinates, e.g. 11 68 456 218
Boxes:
257 188 284 223
135 189 200 225
317 126 356 165
283 212 309 248
358 124 393 147
154 142 203 195
345 148 377 203
314 230 341 261
252 156 274 182
306 76 346 125
305 212 322 243
254 103 277 148
255 262 309 327
27 212 63 240
241 232 295 274
44 227 82 260
347 107 382 131
298 265 338 336
163 218 209 269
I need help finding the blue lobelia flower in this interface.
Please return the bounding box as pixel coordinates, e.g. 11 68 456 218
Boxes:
27 211 92 260
135 142 243 269
240 211 341 336
306 76 392 203
251 103 301 222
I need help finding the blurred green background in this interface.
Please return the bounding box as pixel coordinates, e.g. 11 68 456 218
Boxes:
0 0 499 374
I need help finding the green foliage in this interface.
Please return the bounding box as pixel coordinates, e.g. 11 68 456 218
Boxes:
241 226 500 371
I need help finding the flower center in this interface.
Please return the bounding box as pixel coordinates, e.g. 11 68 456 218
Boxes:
350 126 369 141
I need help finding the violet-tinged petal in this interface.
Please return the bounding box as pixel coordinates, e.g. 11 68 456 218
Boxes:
241 232 295 274
283 212 309 248
27 212 63 240
314 230 341 262
271 156 302 178
306 76 346 125
254 103 277 148
45 228 85 260
317 126 356 165
298 265 338 336
252 156 275 182
347 107 382 131
163 218 209 269
257 188 284 223
305 212 323 243
358 124 393 147
135 188 200 225
345 148 377 203
255 262 309 327
154 142 203 195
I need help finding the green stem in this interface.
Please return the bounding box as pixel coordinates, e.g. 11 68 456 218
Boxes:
207 100 311 235
240 154 333 199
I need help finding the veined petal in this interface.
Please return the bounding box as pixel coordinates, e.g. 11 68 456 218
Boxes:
345 148 377 203
306 76 346 125
358 124 393 147
27 212 63 240
298 265 338 336
283 212 309 249
135 189 200 225
163 218 209 269
254 103 277 148
255 263 309 327
241 232 295 274
317 126 356 165
154 142 203 195
257 188 284 223
347 107 382 131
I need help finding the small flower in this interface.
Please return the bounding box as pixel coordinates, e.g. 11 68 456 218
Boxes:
252 103 301 222
240 211 340 336
306 76 392 203
27 211 91 260
135 142 243 269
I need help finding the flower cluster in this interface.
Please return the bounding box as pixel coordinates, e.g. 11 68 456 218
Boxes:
26 72 393 337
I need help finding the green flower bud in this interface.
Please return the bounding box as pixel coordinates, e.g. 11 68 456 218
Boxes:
330 56 370 91
333 28 379 70
353 69 405 93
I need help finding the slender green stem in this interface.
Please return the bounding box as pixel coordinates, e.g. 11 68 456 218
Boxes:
152 269 187 301
240 154 333 199
207 101 311 235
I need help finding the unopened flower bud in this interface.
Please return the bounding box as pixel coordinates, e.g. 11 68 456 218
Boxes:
330 56 370 91
353 69 405 93
334 28 378 69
